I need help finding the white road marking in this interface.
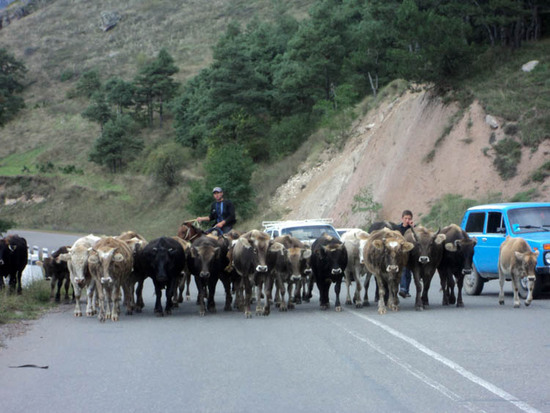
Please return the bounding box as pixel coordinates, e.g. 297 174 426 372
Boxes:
343 309 541 413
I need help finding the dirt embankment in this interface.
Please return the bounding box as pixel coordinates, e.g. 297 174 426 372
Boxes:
271 90 550 226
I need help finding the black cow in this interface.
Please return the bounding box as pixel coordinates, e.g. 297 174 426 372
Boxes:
437 224 477 307
0 235 28 294
39 246 73 302
187 234 232 316
310 234 348 311
141 237 186 316
404 226 446 310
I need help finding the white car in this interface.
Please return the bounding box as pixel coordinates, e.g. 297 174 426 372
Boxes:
262 219 341 246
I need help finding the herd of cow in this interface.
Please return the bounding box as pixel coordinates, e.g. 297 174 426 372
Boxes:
0 220 537 321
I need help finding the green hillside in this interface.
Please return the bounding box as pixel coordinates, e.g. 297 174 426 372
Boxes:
0 0 548 238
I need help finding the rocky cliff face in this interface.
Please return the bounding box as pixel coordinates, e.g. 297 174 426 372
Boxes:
271 89 550 227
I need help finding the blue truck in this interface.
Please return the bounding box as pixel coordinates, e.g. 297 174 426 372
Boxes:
461 202 550 298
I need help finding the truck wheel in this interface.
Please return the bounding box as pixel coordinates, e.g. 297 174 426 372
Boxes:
464 265 484 295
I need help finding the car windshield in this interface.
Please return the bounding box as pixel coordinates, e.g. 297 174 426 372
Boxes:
507 206 550 234
281 225 340 241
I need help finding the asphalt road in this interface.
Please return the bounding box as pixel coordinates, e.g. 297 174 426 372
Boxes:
1 231 549 412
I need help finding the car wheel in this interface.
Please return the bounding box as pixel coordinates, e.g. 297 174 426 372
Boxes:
519 275 543 300
464 265 484 295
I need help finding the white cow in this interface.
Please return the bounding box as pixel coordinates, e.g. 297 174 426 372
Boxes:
341 228 369 308
58 234 101 317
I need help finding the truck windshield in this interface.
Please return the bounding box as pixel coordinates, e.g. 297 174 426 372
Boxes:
282 225 340 241
507 207 550 233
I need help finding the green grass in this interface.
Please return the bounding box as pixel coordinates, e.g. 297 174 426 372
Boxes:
0 148 47 176
0 280 54 326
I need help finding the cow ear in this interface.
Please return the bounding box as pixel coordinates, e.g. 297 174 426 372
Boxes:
402 241 415 253
445 241 458 252
113 253 125 262
238 238 252 249
302 249 312 259
514 251 525 261
88 254 99 264
269 242 285 255
372 240 384 251
471 237 477 246
57 253 71 262
435 234 446 245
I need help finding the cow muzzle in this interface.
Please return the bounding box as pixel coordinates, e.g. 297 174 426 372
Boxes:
75 277 86 287
418 256 430 264
462 269 472 275
100 276 112 284
386 265 399 273
256 265 268 273
290 274 302 281
200 271 210 279
304 269 312 275
331 268 342 275
527 275 536 282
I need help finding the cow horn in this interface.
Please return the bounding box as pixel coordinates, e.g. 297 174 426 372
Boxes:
410 226 418 242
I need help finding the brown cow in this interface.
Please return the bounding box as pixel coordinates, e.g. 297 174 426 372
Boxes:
498 236 539 308
404 226 446 311
272 235 310 311
88 237 134 322
232 230 283 317
363 228 414 315
116 231 148 314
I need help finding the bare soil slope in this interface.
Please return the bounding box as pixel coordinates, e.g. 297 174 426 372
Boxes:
271 89 550 226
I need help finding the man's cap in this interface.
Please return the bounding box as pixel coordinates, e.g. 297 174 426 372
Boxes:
212 186 223 193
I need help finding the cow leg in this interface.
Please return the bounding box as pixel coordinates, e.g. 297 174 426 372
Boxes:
498 270 506 306
165 280 175 315
363 272 373 307
455 274 464 307
287 281 296 310
276 275 287 312
243 277 253 318
511 275 521 308
122 280 134 316
387 278 400 312
421 273 433 308
63 276 71 302
263 275 273 316
94 283 108 322
73 283 83 316
448 274 457 305
353 270 363 309
135 279 145 312
334 278 343 312
219 275 233 311
153 282 165 316
439 271 450 306
207 277 217 313
195 277 206 316
344 270 353 305
86 282 98 316
375 275 387 315
111 285 121 321
255 278 265 316
525 276 536 307
413 270 424 311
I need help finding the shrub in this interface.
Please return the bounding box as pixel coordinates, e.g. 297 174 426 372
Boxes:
492 138 521 180
531 161 550 183
145 142 188 187
420 193 478 229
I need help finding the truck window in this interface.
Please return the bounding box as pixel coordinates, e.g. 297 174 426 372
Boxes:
486 212 504 233
465 212 485 233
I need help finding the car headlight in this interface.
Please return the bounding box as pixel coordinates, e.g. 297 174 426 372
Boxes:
545 251 550 266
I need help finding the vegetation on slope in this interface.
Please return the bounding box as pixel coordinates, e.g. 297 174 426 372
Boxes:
0 0 549 237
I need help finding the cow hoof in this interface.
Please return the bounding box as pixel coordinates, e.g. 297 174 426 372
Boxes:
74 312 82 317
136 308 142 313
172 302 179 308
335 306 342 312
165 310 172 316
345 299 352 305
525 300 532 307
224 305 232 312
514 303 520 308
112 316 119 322
355 303 363 309
499 300 505 305
288 303 295 310
449 297 456 305
126 310 133 315
245 312 252 319
415 306 423 311
279 306 287 312
456 302 464 308
378 308 387 315
320 305 328 311
199 311 206 316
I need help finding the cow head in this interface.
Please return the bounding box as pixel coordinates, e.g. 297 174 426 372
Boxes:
190 241 221 279
241 230 272 273
408 226 446 265
445 235 477 274
514 249 539 281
